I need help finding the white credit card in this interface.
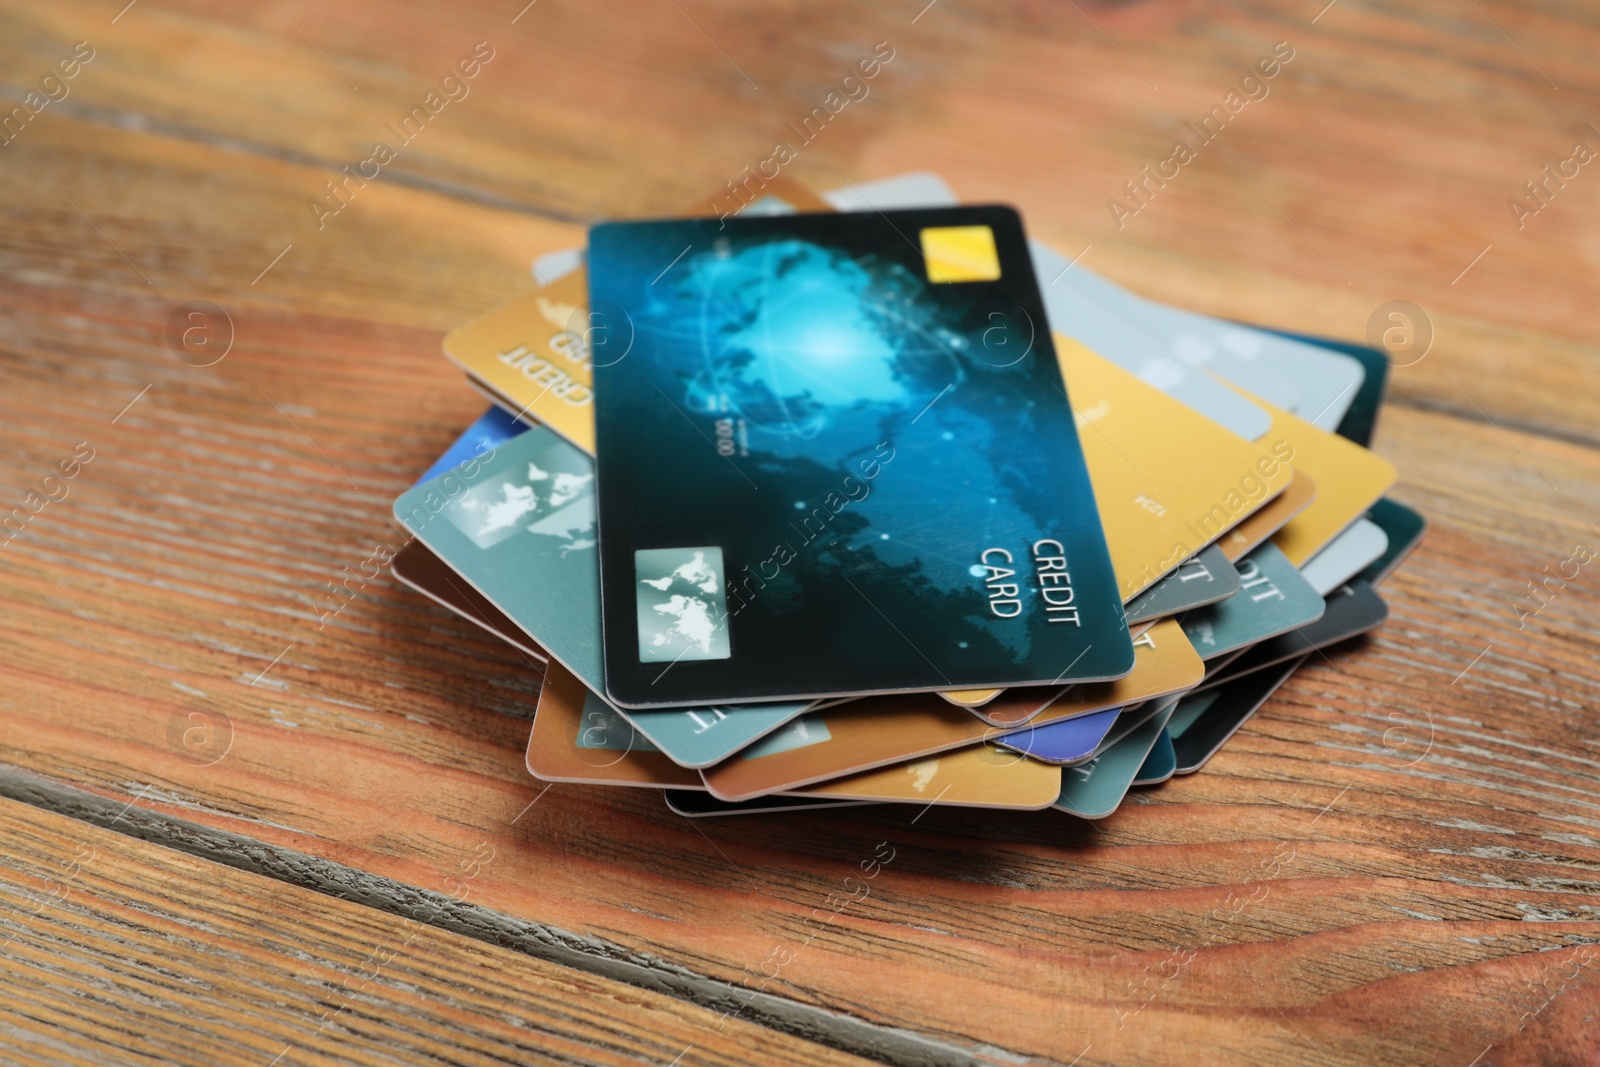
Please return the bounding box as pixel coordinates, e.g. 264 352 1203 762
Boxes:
1299 518 1389 596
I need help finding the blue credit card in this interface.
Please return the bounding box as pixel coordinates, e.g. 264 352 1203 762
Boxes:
990 706 1121 765
416 406 528 486
588 205 1133 708
1054 701 1177 819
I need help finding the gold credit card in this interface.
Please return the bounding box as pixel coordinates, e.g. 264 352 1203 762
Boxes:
1057 337 1297 601
1208 384 1398 566
444 268 595 451
937 687 1011 708
701 618 1201 800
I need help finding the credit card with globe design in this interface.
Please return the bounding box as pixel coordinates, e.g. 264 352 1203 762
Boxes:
587 204 1134 708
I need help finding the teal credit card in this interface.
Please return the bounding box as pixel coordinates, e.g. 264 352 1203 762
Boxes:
1054 700 1177 819
393 427 812 768
1177 542 1325 661
587 205 1133 708
1132 728 1177 786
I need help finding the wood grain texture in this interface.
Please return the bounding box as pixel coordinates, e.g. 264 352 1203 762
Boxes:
2 0 1599 1064
4 0 1596 438
0 793 882 1067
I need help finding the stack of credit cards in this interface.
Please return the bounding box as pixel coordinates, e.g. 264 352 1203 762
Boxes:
391 173 1424 820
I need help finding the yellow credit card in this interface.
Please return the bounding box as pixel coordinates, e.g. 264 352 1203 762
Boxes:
1056 337 1296 601
444 268 596 453
1208 384 1398 567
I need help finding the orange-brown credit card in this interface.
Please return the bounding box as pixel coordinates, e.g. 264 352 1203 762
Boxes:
793 744 1061 810
1217 473 1317 563
528 660 1059 808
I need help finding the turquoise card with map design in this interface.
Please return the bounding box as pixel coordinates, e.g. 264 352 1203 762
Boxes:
393 426 812 768
588 205 1132 708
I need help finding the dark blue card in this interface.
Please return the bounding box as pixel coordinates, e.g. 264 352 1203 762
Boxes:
1361 497 1427 585
991 705 1121 765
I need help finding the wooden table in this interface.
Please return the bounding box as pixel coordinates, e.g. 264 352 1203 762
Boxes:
3 2 1598 1064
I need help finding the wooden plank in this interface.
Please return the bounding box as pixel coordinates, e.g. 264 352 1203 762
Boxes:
0 793 881 1067
0 1 1598 1063
1 0 1596 441
0 111 1596 1056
